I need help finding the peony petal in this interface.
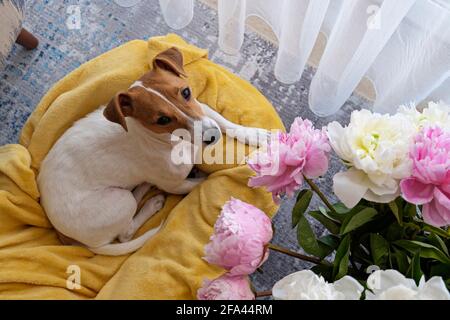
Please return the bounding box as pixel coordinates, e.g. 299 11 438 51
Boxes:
400 178 434 205
376 286 418 300
434 187 450 213
303 150 329 178
266 170 296 192
248 175 277 188
366 175 398 196
366 270 417 296
363 188 399 204
440 184 450 195
327 122 351 161
333 169 369 208
197 274 255 300
272 270 317 300
333 276 364 300
422 189 450 227
419 276 450 300
422 201 447 227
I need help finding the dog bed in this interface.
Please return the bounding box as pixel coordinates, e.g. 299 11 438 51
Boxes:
0 34 284 299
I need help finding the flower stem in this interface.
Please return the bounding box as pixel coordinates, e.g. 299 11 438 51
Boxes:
268 243 328 265
255 290 272 298
304 176 337 214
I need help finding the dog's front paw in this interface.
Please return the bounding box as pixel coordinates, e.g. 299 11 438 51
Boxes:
234 127 271 147
150 194 166 212
118 227 135 243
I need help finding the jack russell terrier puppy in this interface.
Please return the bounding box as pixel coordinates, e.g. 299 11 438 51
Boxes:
38 47 269 256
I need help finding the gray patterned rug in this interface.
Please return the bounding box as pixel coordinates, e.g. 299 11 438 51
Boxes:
0 0 371 294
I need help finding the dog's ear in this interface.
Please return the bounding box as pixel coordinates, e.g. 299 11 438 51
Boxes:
153 47 187 77
103 92 133 131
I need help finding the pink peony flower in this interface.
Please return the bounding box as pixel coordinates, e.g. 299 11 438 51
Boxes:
248 118 330 202
204 198 273 275
197 274 255 300
400 127 450 227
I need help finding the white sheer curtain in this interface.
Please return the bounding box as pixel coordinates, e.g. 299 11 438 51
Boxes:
161 0 450 116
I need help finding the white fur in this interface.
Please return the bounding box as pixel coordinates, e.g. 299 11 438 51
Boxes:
38 88 269 256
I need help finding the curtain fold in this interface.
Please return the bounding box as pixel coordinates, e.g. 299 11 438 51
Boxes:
309 0 416 115
159 0 194 30
161 0 450 116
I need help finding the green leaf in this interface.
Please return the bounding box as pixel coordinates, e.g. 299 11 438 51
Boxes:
385 223 405 242
317 206 343 224
370 233 389 266
430 263 450 279
394 240 450 265
332 235 351 280
309 210 341 234
321 203 349 223
388 201 402 225
319 234 340 250
311 264 333 282
351 245 373 266
429 233 449 256
406 250 423 285
318 243 335 259
292 190 313 228
317 235 340 259
319 206 328 215
402 222 422 239
340 207 379 235
297 215 324 258
404 203 418 218
422 223 450 239
391 249 409 274
333 203 350 214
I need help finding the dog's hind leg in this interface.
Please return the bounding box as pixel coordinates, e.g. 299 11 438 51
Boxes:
69 187 138 248
118 194 166 243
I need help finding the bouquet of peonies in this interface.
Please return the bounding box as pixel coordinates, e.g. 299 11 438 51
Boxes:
198 101 450 300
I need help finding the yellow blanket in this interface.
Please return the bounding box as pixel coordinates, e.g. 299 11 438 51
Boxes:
0 34 284 299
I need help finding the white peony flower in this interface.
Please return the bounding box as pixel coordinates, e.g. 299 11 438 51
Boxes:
272 270 363 300
366 270 450 300
399 101 450 131
327 109 415 208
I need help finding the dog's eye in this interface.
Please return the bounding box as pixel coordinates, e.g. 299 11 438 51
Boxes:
181 87 191 100
156 116 172 125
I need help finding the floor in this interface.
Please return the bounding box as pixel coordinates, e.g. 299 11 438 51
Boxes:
0 0 371 294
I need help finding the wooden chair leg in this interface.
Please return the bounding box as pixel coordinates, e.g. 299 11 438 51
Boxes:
15 28 39 50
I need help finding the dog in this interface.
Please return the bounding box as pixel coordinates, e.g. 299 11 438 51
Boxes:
37 47 269 256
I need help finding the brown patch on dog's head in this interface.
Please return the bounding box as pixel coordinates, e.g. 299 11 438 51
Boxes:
104 92 133 131
103 47 205 134
152 47 187 77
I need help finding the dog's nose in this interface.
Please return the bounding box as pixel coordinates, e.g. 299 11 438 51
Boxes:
202 127 221 146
